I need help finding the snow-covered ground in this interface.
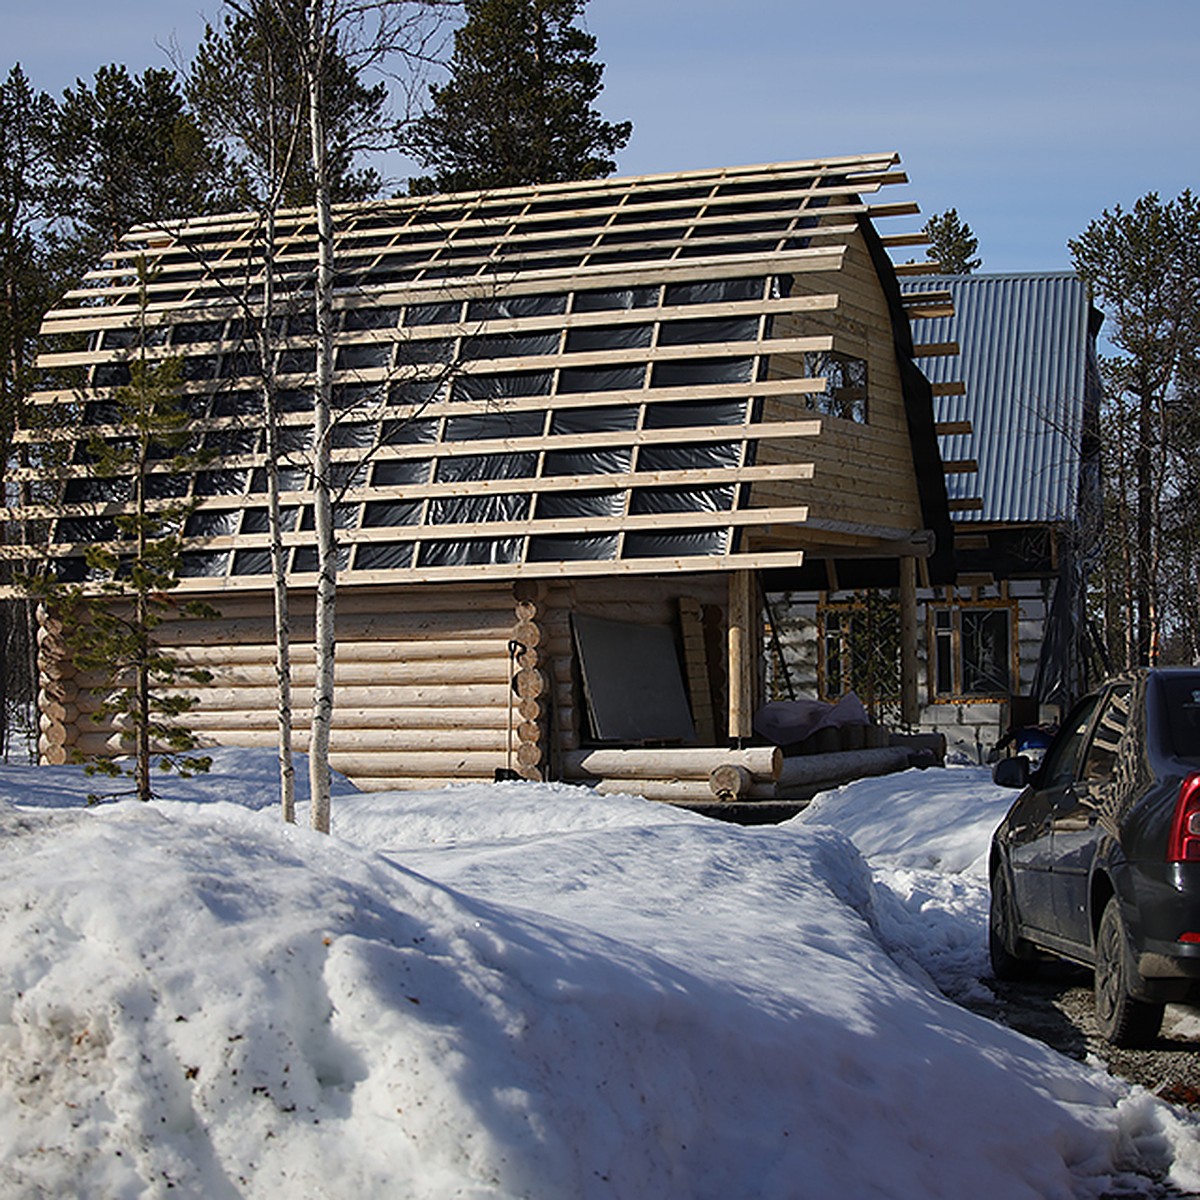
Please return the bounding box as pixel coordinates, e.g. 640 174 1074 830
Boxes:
2 751 1199 1198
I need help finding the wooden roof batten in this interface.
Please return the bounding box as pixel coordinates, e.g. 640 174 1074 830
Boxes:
14 152 952 595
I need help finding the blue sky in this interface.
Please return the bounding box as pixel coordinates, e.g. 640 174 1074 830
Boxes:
8 0 1199 271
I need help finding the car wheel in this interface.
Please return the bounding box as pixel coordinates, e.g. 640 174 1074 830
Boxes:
989 863 1038 981
1094 897 1163 1048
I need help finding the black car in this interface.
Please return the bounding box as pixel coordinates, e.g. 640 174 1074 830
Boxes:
989 668 1200 1046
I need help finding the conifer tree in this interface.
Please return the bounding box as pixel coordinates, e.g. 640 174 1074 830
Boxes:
28 263 218 801
923 208 981 274
52 65 232 267
0 65 58 758
407 0 631 193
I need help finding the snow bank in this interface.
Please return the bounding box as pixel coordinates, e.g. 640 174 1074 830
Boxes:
0 753 1197 1198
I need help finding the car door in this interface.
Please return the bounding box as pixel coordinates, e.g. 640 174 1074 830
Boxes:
1006 695 1101 936
1051 684 1132 948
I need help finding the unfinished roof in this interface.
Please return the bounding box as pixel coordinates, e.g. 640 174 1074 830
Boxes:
910 272 1101 524
16 153 950 592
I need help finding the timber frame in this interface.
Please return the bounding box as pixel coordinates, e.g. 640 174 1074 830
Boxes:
9 153 960 798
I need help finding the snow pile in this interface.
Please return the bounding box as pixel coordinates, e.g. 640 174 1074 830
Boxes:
1 753 1198 1197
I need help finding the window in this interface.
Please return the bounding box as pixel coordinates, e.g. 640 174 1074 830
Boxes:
930 603 1014 700
803 351 868 422
817 593 901 722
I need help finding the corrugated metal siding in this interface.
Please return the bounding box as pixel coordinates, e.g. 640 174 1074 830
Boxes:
909 272 1092 524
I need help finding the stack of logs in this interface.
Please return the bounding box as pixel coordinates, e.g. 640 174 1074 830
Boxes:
561 745 783 804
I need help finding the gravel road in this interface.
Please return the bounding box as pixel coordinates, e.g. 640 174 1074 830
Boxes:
968 965 1200 1197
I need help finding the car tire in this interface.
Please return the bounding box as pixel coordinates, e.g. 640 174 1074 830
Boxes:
1094 897 1163 1048
989 863 1038 981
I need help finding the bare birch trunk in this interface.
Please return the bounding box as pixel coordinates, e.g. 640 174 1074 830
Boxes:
306 0 336 834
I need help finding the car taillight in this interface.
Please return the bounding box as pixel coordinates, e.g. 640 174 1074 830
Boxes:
1167 774 1200 862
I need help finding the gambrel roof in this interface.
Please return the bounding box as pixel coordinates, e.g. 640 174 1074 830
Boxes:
14 153 953 592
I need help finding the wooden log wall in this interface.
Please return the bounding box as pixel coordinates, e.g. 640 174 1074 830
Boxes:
45 571 753 801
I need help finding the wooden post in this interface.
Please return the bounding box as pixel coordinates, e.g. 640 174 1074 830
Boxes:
900 555 920 728
727 570 758 742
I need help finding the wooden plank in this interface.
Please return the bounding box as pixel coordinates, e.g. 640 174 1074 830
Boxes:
935 420 972 436
930 380 966 397
914 342 960 358
727 569 757 741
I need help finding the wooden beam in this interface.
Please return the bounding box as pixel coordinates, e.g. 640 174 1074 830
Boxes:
934 419 972 436
915 342 960 358
727 569 758 741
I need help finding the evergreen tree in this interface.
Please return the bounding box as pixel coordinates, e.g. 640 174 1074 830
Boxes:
187 1 392 207
52 65 232 266
27 264 218 801
406 0 632 193
1070 190 1200 666
0 65 59 760
924 208 982 274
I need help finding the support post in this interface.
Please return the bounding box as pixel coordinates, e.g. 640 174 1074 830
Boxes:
728 570 758 742
900 555 920 727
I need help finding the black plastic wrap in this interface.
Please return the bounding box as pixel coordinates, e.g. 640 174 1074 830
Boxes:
353 542 414 572
277 349 315 375
336 343 392 371
172 320 225 344
180 551 230 577
92 363 131 388
362 499 422 527
342 306 401 331
452 371 553 402
445 411 545 440
429 494 530 524
330 463 368 489
210 390 260 418
251 466 308 493
300 502 358 531
572 285 659 312
241 507 298 534
204 430 260 455
637 443 740 471
461 331 560 360
145 474 191 499
220 351 258 379
332 422 377 450
435 453 536 482
387 379 443 407
185 510 240 537
195 469 249 496
558 365 646 393
658 316 758 346
232 549 272 575
543 448 632 476
550 405 638 435
644 399 747 428
651 357 754 387
630 485 734 514
396 338 455 365
527 533 618 562
664 278 764 306
418 537 522 567
404 301 461 327
372 459 431 487
535 490 624 519
564 325 653 352
380 418 438 445
467 295 566 321
623 529 727 558
278 389 313 413
277 427 313 453
56 516 117 543
292 545 351 573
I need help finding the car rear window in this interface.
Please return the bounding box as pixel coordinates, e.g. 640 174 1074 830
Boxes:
1161 675 1200 757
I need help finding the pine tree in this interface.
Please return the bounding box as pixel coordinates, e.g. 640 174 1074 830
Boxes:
52 64 233 266
407 0 632 193
923 208 982 274
0 65 58 759
27 263 218 801
187 1 392 207
1070 191 1200 666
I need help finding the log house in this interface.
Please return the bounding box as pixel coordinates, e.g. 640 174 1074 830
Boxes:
6 153 959 803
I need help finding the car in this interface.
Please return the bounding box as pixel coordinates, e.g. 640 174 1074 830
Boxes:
988 668 1200 1047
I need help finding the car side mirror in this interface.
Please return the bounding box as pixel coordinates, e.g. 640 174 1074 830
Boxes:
993 756 1030 789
